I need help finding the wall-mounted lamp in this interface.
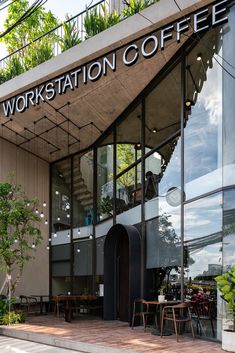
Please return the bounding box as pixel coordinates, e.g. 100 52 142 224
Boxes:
185 99 194 110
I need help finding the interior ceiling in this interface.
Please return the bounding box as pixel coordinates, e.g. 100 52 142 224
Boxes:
0 26 193 163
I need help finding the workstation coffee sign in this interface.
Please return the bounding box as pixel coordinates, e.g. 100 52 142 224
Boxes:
2 0 228 117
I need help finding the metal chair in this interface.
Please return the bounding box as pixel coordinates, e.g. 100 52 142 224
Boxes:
131 298 157 331
19 295 38 313
161 302 195 341
191 301 216 337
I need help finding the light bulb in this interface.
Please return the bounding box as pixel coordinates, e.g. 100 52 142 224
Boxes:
40 211 44 218
43 201 47 207
197 53 202 61
27 202 30 207
53 233 57 238
77 228 81 235
55 190 59 195
67 232 70 238
48 238 52 242
32 243 35 248
66 214 70 218
14 239 18 243
89 235 93 239
46 245 50 250
57 216 61 221
77 248 80 253
35 209 39 214
45 219 48 225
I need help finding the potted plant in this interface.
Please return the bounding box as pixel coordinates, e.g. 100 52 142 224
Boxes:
158 286 165 303
99 195 113 219
215 265 235 352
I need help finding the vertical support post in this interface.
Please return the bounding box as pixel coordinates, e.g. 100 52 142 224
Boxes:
180 53 186 302
93 146 97 295
70 157 74 295
141 98 146 299
113 127 117 225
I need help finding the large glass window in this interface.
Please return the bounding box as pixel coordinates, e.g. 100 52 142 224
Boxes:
184 193 222 339
73 151 93 229
97 140 113 222
185 29 222 200
223 188 235 270
51 158 71 245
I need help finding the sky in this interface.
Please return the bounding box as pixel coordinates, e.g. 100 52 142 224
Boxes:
0 0 95 58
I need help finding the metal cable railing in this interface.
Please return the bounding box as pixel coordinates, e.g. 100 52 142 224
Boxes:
0 0 157 81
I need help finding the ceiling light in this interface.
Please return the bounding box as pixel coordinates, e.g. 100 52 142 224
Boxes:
197 53 202 61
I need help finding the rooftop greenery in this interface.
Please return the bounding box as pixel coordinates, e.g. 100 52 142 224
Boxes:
0 0 159 84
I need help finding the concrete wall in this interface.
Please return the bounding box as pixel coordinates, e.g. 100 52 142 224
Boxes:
0 138 50 297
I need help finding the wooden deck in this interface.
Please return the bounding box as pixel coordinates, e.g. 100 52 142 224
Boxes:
1 314 223 353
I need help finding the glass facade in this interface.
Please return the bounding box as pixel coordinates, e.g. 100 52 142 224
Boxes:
49 5 235 341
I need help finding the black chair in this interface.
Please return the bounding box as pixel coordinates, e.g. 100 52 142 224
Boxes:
161 302 195 341
19 295 38 313
191 301 216 337
131 298 157 331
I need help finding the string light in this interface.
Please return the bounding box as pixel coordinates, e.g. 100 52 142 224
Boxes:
35 209 39 214
43 201 47 207
40 211 44 218
45 219 48 225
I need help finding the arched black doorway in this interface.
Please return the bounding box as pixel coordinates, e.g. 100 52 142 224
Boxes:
103 224 141 324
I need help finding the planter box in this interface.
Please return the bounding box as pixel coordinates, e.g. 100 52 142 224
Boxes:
222 330 235 352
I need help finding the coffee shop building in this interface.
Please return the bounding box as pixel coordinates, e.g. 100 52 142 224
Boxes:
0 0 235 342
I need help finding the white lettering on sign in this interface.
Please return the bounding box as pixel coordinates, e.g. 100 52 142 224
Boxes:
1 0 228 117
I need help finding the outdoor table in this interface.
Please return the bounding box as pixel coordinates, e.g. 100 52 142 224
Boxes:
145 300 180 335
30 295 50 315
51 295 98 322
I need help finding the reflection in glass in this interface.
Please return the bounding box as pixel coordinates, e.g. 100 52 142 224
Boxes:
97 144 113 222
146 210 181 300
116 162 141 214
223 188 235 271
185 29 222 200
73 151 93 229
184 193 222 339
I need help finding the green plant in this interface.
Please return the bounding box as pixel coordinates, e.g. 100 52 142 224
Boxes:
0 310 25 325
122 0 159 17
60 16 81 52
215 264 235 330
0 179 42 294
84 4 120 39
99 195 113 215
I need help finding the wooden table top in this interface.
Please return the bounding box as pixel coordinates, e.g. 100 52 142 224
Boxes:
51 295 97 301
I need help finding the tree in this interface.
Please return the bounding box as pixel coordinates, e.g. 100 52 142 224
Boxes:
0 0 58 71
0 180 42 295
